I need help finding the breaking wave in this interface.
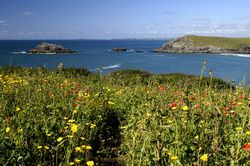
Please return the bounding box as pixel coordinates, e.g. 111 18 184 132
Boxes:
220 53 250 58
10 51 27 54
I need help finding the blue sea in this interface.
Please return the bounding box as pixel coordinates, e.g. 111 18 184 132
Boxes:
1 39 250 84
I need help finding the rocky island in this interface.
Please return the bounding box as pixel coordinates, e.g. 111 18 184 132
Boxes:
27 42 76 54
155 35 250 54
111 48 129 52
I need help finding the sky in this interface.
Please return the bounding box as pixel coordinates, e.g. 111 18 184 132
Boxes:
1 0 250 39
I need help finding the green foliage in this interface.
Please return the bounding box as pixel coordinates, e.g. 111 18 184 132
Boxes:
0 67 249 165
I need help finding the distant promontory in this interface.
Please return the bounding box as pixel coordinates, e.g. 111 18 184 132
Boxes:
27 42 76 54
155 35 250 54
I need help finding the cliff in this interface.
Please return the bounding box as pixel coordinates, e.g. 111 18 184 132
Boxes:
155 35 250 54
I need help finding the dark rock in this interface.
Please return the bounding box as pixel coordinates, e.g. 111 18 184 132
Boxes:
111 48 129 52
27 42 76 54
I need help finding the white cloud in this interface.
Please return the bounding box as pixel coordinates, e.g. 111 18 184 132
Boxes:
24 11 34 16
185 23 250 36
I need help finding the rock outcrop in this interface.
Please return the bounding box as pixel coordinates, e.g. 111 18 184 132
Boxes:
155 35 250 54
111 48 129 52
27 42 76 54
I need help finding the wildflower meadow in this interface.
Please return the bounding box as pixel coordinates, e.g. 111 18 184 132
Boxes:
1 66 250 165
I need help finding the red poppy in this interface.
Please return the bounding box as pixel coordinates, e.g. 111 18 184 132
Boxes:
242 143 250 152
159 85 165 92
71 103 77 107
239 95 244 100
48 91 53 97
67 90 72 95
169 102 177 108
194 105 200 109
190 96 195 100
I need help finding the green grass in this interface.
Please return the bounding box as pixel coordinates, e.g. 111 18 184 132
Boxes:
1 66 250 165
189 35 250 48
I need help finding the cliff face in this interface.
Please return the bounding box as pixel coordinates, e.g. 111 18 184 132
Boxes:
155 35 250 54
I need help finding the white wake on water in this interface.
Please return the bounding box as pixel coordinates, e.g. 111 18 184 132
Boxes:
102 64 121 69
92 63 121 71
220 53 250 58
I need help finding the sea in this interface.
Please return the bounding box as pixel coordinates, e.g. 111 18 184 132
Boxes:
1 39 250 84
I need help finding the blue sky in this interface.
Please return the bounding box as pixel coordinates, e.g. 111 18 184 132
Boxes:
1 0 250 39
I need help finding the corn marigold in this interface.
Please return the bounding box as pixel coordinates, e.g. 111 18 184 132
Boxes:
86 160 94 166
71 124 78 133
182 105 189 111
170 156 178 160
6 127 10 133
200 154 208 162
57 137 63 142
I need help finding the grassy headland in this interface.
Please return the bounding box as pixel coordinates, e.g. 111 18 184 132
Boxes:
190 35 250 48
156 35 250 54
1 67 250 165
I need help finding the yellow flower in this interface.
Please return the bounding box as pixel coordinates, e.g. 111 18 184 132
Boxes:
72 110 78 114
182 105 189 111
108 101 114 105
80 137 85 140
6 127 10 133
170 156 178 160
81 145 86 149
200 154 208 162
67 135 74 139
75 146 82 152
16 107 21 112
167 120 173 124
71 124 78 133
68 119 75 123
47 133 52 137
90 124 96 129
57 137 63 142
69 162 75 165
171 107 177 110
44 146 49 150
74 158 81 163
86 145 92 150
236 127 243 131
246 131 250 135
37 146 43 149
64 117 68 120
86 160 94 166
146 112 151 117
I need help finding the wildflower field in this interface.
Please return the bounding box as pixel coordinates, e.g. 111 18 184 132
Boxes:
1 66 250 165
